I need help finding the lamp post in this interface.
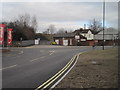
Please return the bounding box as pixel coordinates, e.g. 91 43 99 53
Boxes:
102 0 105 50
20 37 22 47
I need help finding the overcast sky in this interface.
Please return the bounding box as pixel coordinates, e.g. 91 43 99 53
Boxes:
0 1 118 33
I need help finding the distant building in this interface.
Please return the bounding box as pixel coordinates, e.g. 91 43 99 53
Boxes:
53 33 86 46
74 29 94 40
73 28 94 46
94 29 119 46
54 28 119 46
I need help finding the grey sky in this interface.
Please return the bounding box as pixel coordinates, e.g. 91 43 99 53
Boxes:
1 1 118 33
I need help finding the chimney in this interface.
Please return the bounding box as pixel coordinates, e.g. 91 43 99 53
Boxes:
65 31 67 33
84 24 86 30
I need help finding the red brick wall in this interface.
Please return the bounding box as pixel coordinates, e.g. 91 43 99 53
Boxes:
87 40 95 46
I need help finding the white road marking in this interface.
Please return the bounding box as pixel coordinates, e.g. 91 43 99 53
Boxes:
49 50 55 55
40 50 45 52
49 51 53 52
0 65 17 71
4 50 23 57
31 50 55 62
19 51 23 54
40 56 45 58
49 53 53 55
30 56 45 62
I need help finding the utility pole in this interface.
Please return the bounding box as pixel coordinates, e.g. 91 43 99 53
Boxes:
103 0 105 50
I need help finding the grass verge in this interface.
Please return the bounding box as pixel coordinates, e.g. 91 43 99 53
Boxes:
55 48 118 88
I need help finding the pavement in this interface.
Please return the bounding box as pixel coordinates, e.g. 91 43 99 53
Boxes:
1 45 115 89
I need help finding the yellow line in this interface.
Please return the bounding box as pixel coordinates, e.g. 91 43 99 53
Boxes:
43 55 76 89
35 55 76 90
36 55 75 89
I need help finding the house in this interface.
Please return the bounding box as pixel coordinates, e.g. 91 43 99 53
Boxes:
73 28 94 46
94 29 119 46
53 33 87 46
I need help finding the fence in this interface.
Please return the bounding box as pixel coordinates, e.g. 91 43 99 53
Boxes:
1 40 52 47
21 40 51 46
21 40 35 47
39 40 51 45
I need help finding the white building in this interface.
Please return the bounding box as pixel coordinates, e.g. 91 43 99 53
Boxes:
73 29 95 46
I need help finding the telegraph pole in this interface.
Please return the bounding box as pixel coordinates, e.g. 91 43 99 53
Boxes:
103 0 105 50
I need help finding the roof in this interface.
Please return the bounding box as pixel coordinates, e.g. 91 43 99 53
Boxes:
94 34 118 40
79 34 87 39
98 29 118 35
53 33 76 38
81 30 91 33
73 29 93 34
95 29 118 40
53 33 86 39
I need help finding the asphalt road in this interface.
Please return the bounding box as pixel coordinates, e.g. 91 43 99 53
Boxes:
1 45 115 89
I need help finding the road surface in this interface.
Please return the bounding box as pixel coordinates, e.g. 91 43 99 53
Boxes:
1 45 114 89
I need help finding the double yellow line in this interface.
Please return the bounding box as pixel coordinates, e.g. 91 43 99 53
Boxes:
35 55 77 90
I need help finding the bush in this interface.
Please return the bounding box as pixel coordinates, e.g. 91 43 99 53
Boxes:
11 41 21 47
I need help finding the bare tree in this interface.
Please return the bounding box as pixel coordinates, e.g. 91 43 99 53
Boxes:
13 13 36 40
57 28 65 34
31 15 37 32
89 18 102 34
43 29 49 34
43 30 48 34
1 13 37 41
18 13 30 27
67 29 73 33
49 24 55 34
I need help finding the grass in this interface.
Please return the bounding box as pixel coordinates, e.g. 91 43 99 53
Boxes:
55 48 118 88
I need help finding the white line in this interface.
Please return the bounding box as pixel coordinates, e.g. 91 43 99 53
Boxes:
0 65 17 71
30 58 40 62
19 51 23 54
49 53 53 55
52 50 55 53
50 53 82 89
30 56 45 62
41 56 45 58
49 50 55 55
49 50 55 53
40 50 45 52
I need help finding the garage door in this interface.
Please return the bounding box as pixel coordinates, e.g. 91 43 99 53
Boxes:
63 40 68 46
55 40 59 45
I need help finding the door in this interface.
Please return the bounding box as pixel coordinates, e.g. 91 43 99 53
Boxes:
70 39 72 45
55 39 59 45
63 40 68 46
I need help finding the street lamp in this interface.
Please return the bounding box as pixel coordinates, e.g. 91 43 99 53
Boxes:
20 37 22 47
102 0 105 50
